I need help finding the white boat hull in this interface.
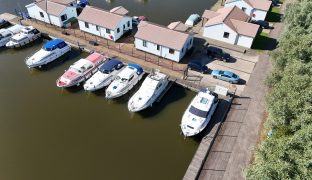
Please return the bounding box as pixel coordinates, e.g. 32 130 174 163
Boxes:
181 101 218 137
26 46 71 68
128 81 169 112
105 73 144 99
6 33 41 48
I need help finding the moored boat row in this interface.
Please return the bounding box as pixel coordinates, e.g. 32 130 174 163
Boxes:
6 35 218 138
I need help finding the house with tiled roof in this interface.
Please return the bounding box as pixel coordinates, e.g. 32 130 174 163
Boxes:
77 6 132 42
202 6 259 48
134 21 193 62
224 0 272 20
26 0 78 27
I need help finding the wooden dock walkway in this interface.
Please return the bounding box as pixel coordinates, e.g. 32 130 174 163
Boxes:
183 95 234 180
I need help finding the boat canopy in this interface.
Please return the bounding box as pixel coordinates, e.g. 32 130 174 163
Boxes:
189 105 209 118
99 59 123 73
128 64 144 75
43 39 67 51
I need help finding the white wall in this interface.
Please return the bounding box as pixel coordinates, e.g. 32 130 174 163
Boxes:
179 36 194 60
113 17 132 41
78 16 132 42
26 4 78 27
236 35 254 48
134 37 193 62
26 4 50 24
225 1 269 21
224 1 253 17
49 15 61 27
251 9 267 21
203 23 238 45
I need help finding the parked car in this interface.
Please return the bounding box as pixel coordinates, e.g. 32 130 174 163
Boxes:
188 61 209 74
211 70 240 84
132 16 148 26
0 18 10 28
271 0 279 6
250 20 272 29
185 14 201 27
207 46 231 62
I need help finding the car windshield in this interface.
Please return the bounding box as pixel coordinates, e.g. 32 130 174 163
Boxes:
219 71 224 74
233 74 238 78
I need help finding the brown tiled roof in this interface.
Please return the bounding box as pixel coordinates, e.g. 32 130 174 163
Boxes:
135 21 191 50
36 0 67 16
110 6 129 16
78 6 125 30
225 0 272 11
167 21 188 32
230 19 259 37
202 10 219 20
204 6 259 37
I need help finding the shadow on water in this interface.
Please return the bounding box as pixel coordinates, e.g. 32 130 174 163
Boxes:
191 99 231 142
137 84 188 118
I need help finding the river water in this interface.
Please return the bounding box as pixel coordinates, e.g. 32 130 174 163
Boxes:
0 0 217 180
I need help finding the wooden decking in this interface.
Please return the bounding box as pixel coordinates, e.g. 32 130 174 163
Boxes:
183 95 234 180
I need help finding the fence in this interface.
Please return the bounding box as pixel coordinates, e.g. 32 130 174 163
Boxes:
23 18 187 72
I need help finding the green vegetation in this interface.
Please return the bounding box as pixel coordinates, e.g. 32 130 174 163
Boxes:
247 0 312 179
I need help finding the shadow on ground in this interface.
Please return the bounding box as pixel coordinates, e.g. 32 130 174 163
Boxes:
266 11 283 23
252 34 278 51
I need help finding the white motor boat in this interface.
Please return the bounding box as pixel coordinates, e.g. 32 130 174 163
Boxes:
56 52 107 88
0 24 24 47
105 64 144 99
181 88 219 137
128 71 169 112
25 39 71 68
6 26 41 48
84 58 124 91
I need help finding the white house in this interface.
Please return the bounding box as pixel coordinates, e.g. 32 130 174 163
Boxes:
224 0 272 21
202 6 259 48
134 21 193 62
77 6 132 42
26 0 78 27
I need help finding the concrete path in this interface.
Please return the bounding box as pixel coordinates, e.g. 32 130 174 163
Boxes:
199 54 271 180
198 0 292 179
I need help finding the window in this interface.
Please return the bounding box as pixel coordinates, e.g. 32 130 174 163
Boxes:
61 14 67 21
182 48 184 53
127 21 130 27
242 7 247 12
223 32 230 38
189 38 192 45
85 22 89 28
39 12 44 18
169 48 174 54
96 25 99 31
123 25 125 29
106 29 111 34
157 45 160 51
143 40 147 47
117 28 120 33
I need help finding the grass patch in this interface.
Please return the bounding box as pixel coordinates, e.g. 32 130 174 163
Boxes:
266 6 283 22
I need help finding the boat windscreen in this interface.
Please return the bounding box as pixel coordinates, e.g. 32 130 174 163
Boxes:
189 105 208 118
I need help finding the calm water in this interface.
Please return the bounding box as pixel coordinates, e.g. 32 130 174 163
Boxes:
2 0 218 25
0 0 218 179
